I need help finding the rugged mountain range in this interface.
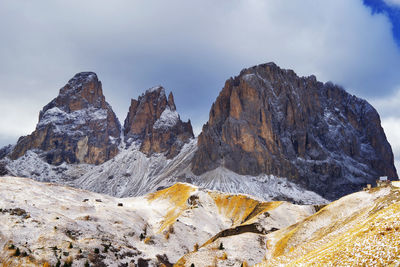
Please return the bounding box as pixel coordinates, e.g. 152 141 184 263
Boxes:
0 63 397 201
5 73 193 166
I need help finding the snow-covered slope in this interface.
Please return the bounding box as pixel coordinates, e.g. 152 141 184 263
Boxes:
3 139 327 205
258 184 400 266
0 176 314 266
172 184 400 267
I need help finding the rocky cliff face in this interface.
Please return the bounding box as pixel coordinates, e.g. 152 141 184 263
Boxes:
9 72 121 165
192 63 398 200
123 86 194 158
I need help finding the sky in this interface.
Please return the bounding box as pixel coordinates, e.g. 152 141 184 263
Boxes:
0 0 399 173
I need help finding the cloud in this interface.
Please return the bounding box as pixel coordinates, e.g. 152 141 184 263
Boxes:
381 117 400 175
370 89 400 173
370 89 400 117
383 0 400 7
0 0 400 153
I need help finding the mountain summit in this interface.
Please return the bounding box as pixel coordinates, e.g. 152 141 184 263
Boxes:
9 72 121 165
123 86 194 158
192 63 397 199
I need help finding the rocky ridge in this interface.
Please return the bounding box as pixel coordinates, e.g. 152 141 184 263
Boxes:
192 63 397 199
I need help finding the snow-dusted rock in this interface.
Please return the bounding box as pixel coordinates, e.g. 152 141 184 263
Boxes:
4 138 328 205
193 62 398 200
123 86 193 159
8 72 121 165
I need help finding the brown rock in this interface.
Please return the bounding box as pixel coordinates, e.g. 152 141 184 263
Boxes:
9 72 121 165
123 86 194 158
192 63 398 200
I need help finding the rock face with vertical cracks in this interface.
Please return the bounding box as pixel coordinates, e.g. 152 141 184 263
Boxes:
9 72 121 165
192 63 398 200
123 86 194 158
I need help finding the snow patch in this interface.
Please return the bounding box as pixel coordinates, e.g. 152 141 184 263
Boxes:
145 86 164 94
242 73 256 81
3 137 328 205
153 107 179 130
37 106 108 134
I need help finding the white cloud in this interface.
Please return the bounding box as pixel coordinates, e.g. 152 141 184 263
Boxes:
381 117 400 175
0 97 41 139
384 0 400 7
371 89 400 117
370 89 400 175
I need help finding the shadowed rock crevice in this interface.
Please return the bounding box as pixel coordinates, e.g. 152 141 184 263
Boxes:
202 223 277 248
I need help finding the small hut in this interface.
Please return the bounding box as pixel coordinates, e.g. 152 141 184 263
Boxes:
376 176 390 187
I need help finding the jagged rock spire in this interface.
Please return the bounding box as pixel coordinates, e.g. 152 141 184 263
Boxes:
124 86 193 158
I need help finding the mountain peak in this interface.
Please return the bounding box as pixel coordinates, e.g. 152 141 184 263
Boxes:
168 92 176 111
124 86 193 158
192 62 397 200
53 71 106 113
9 72 121 165
68 71 98 83
62 72 100 96
144 85 164 95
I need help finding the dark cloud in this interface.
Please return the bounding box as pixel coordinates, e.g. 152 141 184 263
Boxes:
1 0 400 168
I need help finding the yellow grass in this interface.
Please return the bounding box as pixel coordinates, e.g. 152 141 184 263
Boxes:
290 202 400 266
143 236 152 244
208 191 282 226
220 252 228 260
259 188 400 266
147 183 196 233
